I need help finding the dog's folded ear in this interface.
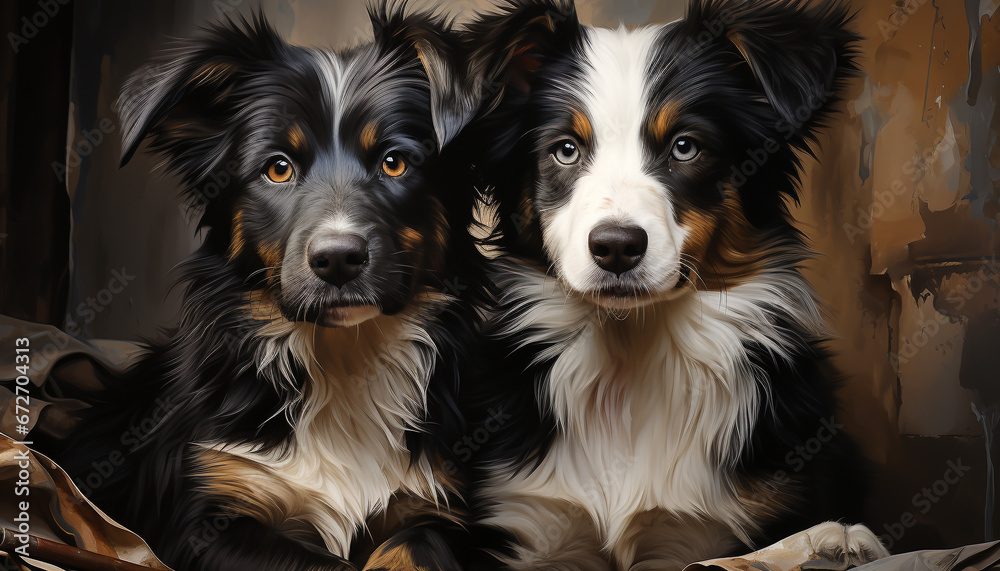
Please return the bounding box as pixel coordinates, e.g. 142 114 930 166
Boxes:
454 1 580 258
683 0 861 145
463 0 581 115
117 12 287 173
369 3 474 149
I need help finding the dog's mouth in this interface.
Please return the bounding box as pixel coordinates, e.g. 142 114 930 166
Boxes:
319 304 381 327
580 268 692 310
584 286 654 309
295 299 382 328
594 284 644 298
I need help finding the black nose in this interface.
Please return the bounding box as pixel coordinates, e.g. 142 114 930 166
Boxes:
308 233 369 287
588 223 648 276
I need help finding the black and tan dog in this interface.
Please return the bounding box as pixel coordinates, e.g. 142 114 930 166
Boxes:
461 0 890 569
38 4 483 571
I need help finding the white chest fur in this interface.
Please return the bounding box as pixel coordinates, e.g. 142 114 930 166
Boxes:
195 305 446 557
483 262 824 557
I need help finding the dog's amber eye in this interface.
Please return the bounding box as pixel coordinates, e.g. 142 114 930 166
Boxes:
671 136 699 162
552 139 580 166
264 157 295 183
382 152 407 178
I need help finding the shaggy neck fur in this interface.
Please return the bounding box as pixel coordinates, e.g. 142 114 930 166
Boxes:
486 258 824 563
195 293 452 556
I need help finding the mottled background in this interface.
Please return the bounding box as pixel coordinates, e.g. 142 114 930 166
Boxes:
1 0 998 553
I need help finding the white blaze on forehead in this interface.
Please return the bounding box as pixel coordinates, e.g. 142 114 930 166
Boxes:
311 50 370 142
312 51 346 140
310 47 405 144
541 25 686 296
579 26 661 168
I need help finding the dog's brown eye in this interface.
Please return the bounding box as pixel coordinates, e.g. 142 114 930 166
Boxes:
671 136 699 162
265 157 295 183
552 140 580 166
382 152 407 178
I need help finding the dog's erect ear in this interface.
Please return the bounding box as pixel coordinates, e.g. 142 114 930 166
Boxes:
464 0 581 115
369 4 473 149
118 13 287 173
683 0 860 143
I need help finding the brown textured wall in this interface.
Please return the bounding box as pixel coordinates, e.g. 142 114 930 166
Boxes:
793 0 1000 550
56 0 999 552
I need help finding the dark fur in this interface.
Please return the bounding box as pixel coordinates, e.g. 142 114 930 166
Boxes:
459 0 871 564
36 6 484 571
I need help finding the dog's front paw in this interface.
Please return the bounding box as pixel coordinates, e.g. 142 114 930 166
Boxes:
799 522 890 570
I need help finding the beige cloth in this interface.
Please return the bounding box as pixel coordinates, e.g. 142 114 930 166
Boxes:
687 539 1000 571
0 316 162 570
0 315 144 439
0 433 171 570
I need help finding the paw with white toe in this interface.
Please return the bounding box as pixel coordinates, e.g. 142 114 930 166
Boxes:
795 522 890 570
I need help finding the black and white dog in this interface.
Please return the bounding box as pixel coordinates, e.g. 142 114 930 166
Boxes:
461 1 889 569
40 5 482 571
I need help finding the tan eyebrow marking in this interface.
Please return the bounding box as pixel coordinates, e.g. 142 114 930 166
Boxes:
360 121 379 151
288 124 306 152
570 110 593 142
650 101 681 142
